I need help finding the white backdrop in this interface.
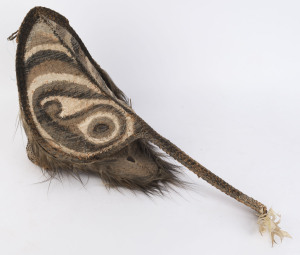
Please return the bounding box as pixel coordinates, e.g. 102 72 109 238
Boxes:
0 1 299 254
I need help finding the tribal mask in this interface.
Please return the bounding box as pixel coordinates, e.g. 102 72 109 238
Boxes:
9 6 290 245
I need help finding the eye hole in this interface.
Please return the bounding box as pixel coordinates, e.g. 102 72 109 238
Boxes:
93 123 109 133
127 156 135 163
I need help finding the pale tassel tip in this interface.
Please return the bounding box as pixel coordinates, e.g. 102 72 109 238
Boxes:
257 208 291 246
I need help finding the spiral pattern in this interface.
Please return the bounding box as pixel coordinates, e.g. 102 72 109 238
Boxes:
23 17 135 157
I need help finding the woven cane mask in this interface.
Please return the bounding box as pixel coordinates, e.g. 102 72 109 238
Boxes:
10 6 290 244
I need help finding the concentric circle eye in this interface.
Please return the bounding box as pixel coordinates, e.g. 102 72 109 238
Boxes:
77 107 127 146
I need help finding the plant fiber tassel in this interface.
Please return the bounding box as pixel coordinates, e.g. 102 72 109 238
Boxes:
258 208 291 245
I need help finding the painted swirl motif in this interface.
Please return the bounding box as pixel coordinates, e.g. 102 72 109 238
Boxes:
24 19 134 156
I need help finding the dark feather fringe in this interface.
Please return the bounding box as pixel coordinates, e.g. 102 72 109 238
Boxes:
26 136 185 195
21 107 184 194
99 139 185 195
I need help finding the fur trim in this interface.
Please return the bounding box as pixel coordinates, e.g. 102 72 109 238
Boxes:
26 135 184 195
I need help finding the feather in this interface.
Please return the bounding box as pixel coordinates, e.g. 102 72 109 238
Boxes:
11 6 290 245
